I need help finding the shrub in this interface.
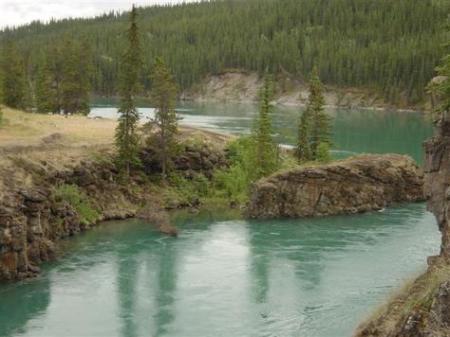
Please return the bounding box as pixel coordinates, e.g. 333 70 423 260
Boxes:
316 142 332 163
167 172 211 205
213 163 249 202
211 137 259 202
54 184 100 225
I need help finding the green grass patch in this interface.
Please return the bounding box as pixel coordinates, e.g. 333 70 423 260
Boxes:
163 136 329 210
54 184 100 225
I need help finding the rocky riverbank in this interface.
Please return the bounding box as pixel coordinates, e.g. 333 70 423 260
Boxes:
0 131 228 282
354 120 450 337
247 154 425 219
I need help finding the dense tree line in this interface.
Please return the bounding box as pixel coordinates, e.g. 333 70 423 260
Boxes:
0 41 27 109
0 0 448 107
1 38 93 114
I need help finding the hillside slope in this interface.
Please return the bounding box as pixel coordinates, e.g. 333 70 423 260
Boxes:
0 0 448 106
0 107 230 280
182 71 418 109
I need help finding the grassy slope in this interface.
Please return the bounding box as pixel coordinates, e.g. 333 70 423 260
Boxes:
0 107 115 148
0 106 229 158
0 106 230 199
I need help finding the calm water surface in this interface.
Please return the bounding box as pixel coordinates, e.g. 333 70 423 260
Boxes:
90 99 433 162
0 101 439 337
0 205 440 337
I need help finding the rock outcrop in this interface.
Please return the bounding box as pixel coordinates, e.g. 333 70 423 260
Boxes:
0 137 227 282
425 120 450 258
247 154 424 219
141 139 228 180
354 120 450 337
0 160 148 281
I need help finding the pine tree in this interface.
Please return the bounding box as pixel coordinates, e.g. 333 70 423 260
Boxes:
77 40 93 115
296 107 312 162
0 0 447 105
254 75 279 178
308 67 332 159
35 57 58 113
149 57 178 180
49 45 64 114
115 5 143 176
428 53 450 122
1 41 26 109
316 142 332 163
60 39 92 115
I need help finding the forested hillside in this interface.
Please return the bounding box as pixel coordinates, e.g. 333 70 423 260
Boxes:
0 0 448 105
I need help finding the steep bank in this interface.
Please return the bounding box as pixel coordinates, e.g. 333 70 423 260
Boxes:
181 72 425 111
0 141 228 281
354 120 450 337
0 108 229 281
247 154 424 219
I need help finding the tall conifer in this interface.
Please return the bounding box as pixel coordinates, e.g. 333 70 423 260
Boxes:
149 57 178 180
296 67 332 162
115 5 143 176
61 39 92 115
254 75 279 178
36 57 58 113
296 108 312 162
308 67 332 158
1 41 26 109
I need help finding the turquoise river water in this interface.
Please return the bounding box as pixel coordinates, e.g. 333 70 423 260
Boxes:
0 102 439 337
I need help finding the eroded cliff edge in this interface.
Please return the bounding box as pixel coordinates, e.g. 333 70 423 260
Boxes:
354 121 450 337
247 154 425 219
0 134 228 281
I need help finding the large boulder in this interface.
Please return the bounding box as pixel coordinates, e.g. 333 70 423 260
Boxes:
247 154 424 219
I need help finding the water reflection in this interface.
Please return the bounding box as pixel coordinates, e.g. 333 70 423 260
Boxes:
117 244 139 337
153 243 177 337
0 204 440 337
0 277 50 337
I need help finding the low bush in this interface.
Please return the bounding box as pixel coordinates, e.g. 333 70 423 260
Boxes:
54 184 100 225
316 142 332 163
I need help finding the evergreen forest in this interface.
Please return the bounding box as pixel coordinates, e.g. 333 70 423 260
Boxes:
0 0 449 108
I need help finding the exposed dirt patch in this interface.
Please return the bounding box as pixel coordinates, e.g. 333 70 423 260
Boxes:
182 71 422 111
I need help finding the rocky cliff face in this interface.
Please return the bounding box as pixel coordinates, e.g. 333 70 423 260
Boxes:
247 154 424 219
425 120 450 258
354 121 450 337
0 159 149 281
0 139 227 282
